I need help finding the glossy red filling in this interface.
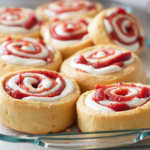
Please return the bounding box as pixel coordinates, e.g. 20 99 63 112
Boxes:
4 70 66 99
104 7 144 47
75 49 131 72
50 19 89 40
0 8 41 29
2 37 53 63
46 0 95 14
92 83 150 111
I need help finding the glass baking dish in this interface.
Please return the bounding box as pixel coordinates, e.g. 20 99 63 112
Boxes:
0 0 150 149
1 128 150 149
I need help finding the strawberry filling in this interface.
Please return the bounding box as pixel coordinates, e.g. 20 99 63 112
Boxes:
140 87 150 98
0 8 41 29
22 13 37 29
74 50 131 72
92 88 105 102
50 19 89 40
104 7 144 47
92 83 150 111
107 103 130 112
75 55 87 64
105 88 140 102
4 71 66 99
1 37 53 63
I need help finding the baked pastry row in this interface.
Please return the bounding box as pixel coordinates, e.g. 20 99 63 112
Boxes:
0 70 150 134
0 5 145 58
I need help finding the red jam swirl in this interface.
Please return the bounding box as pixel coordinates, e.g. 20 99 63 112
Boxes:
75 49 131 71
93 83 150 111
49 18 89 41
4 70 66 99
0 7 41 29
104 8 144 47
2 37 53 63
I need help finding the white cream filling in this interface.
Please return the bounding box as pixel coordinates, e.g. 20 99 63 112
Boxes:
70 49 134 75
54 22 87 36
0 37 54 66
112 15 138 43
8 73 74 102
104 19 113 34
85 86 150 112
93 51 106 58
1 13 18 21
1 14 29 26
0 24 39 33
84 49 122 63
1 55 46 67
104 9 143 52
114 41 139 53
21 44 36 51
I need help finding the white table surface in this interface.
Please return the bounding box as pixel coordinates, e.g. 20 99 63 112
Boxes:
0 0 150 149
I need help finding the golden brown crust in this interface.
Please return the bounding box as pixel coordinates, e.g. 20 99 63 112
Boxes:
0 37 62 78
88 8 145 55
77 83 150 132
36 2 103 22
0 69 81 134
41 20 93 59
60 44 147 93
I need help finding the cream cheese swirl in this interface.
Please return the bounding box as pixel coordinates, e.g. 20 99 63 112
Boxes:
0 37 54 67
85 84 150 112
70 48 134 75
4 71 74 102
45 18 90 45
0 7 41 33
103 8 144 52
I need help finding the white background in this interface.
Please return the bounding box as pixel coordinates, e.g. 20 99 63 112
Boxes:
0 0 150 150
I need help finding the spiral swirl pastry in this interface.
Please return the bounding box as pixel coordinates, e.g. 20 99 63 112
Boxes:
85 83 150 112
0 7 41 33
45 18 90 44
44 0 95 19
103 8 144 52
0 37 54 67
70 48 134 75
4 70 74 102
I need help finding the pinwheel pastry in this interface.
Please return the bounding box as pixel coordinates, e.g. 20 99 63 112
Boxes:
0 7 42 39
77 82 150 132
36 0 103 21
41 18 93 59
0 70 80 134
0 36 62 77
88 7 145 55
60 44 147 92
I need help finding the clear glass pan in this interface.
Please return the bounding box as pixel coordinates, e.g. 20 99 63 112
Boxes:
0 0 150 149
